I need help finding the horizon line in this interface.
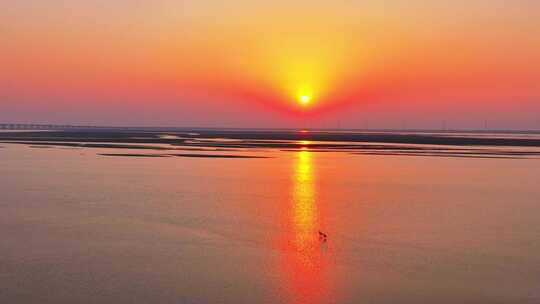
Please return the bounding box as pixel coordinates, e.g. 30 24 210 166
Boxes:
1 123 540 134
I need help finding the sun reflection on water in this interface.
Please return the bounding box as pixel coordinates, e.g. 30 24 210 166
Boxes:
281 148 328 304
293 150 319 261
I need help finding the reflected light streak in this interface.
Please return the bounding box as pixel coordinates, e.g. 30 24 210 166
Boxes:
293 150 318 260
299 141 310 147
282 149 328 304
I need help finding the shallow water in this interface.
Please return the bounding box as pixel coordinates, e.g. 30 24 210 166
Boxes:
1 143 540 303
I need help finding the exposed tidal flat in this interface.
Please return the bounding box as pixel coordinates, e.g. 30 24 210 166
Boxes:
2 128 540 159
99 153 270 158
1 129 540 303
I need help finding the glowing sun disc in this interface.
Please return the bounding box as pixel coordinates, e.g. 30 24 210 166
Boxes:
300 95 311 105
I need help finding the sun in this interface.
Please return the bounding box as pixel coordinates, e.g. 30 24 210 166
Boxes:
299 95 311 105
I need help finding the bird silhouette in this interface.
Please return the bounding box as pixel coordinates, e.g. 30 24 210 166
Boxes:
318 230 328 242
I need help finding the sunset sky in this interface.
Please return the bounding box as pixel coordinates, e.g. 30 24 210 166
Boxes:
1 1 539 129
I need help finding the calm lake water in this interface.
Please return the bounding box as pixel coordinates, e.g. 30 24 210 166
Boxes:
1 142 540 303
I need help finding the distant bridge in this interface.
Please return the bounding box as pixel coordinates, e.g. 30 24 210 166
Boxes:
0 123 107 130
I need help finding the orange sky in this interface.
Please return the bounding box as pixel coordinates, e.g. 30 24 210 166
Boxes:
1 1 539 129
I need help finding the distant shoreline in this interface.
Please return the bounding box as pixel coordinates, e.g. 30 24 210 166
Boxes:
2 129 540 147
2 129 540 159
2 124 540 135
